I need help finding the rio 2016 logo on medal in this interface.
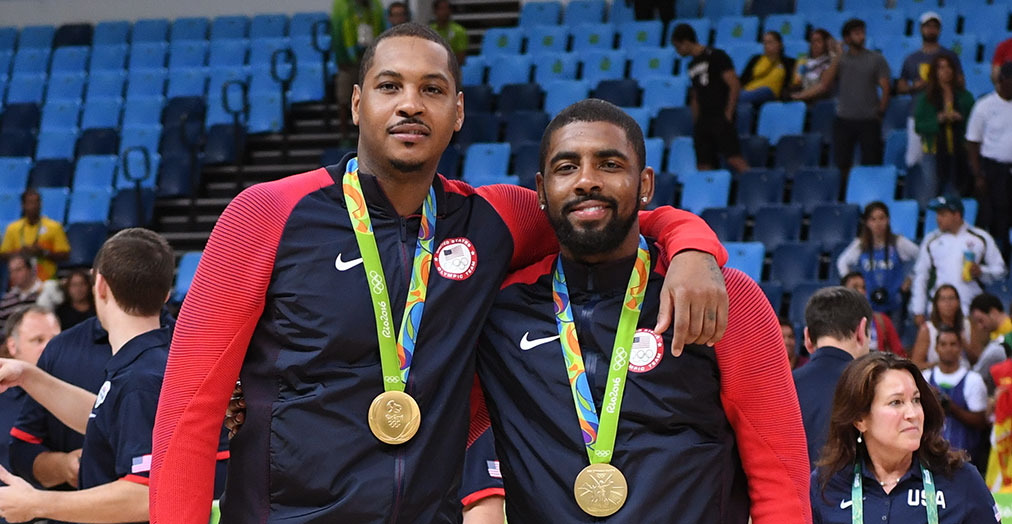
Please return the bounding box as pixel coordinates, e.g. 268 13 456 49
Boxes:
368 390 421 445
434 238 477 280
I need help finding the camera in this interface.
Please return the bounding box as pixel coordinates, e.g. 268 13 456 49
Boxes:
870 287 889 306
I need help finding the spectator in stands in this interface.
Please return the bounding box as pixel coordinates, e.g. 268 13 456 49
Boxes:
780 315 801 369
911 285 971 370
0 256 42 327
671 24 749 174
388 1 410 26
331 0 386 145
794 286 872 467
991 36 1012 85
55 269 95 330
812 351 999 524
924 326 990 468
837 201 920 322
910 195 1005 324
0 189 70 282
967 62 1012 259
898 12 962 171
842 272 906 357
821 18 891 181
968 293 1012 383
0 306 60 471
915 54 975 199
632 0 673 27
789 28 838 103
739 31 793 106
430 0 467 65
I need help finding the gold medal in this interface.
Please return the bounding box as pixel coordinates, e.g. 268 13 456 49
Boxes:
368 390 421 445
573 463 628 517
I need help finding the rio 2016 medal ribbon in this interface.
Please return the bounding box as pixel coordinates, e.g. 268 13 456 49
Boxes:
343 157 436 445
552 236 650 517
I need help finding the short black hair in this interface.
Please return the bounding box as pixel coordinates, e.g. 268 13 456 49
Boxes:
970 293 1004 314
670 23 698 44
359 22 461 91
21 187 39 204
805 286 873 343
935 324 962 345
842 18 865 38
539 98 646 174
389 1 409 14
432 0 450 9
840 271 864 287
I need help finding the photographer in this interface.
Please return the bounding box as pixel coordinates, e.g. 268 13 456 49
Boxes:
923 326 989 469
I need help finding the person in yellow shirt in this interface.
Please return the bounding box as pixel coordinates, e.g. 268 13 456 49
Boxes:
739 31 793 106
430 0 467 65
0 189 70 281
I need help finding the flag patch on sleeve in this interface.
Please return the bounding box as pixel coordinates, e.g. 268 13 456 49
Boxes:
131 454 152 474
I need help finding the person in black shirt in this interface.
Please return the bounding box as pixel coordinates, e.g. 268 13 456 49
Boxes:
671 23 749 174
55 270 95 330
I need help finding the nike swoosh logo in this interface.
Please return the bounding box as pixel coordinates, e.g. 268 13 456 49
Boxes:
520 332 561 351
335 254 364 272
840 500 853 510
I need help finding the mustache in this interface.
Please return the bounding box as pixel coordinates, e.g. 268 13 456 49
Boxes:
387 117 430 133
559 194 619 214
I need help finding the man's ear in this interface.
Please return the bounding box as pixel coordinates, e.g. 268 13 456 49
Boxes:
351 84 362 126
535 172 547 209
639 167 655 210
5 336 17 359
454 90 464 132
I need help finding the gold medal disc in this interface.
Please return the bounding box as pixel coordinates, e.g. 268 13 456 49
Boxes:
573 463 628 517
368 390 421 445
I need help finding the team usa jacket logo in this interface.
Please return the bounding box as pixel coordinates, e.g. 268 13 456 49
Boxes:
435 237 477 280
627 329 664 373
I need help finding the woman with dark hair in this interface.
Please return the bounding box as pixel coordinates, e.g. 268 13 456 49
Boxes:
739 31 794 105
790 28 838 102
837 201 919 319
811 352 997 523
915 54 976 197
54 269 95 329
911 285 971 370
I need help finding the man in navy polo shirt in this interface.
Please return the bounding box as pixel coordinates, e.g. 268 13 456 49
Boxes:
0 229 225 523
794 286 873 467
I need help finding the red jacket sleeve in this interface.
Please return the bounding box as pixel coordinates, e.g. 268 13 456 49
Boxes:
714 268 812 524
878 314 906 358
149 170 333 524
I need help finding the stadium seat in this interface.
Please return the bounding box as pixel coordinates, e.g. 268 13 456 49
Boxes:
89 45 128 73
886 199 920 241
288 62 325 104
519 1 563 26
571 23 615 52
0 49 10 76
883 129 908 174
208 39 249 67
763 14 807 40
93 21 129 46
456 113 500 147
132 19 169 42
81 98 123 130
618 20 663 49
249 38 291 67
64 223 109 266
251 14 288 39
761 281 783 313
290 12 328 38
808 203 860 250
649 171 677 208
512 143 539 187
247 92 283 133
50 46 89 73
168 41 208 70
563 0 606 25
664 18 711 48
882 96 911 138
714 16 760 47
6 74 46 104
76 129 119 156
18 25 55 49
666 136 696 176
878 36 919 75
36 129 79 160
724 42 762 73
788 280 823 324
481 28 523 56
703 0 745 18
488 55 532 93
580 49 627 86
724 241 765 282
207 67 250 102
774 134 822 177
735 169 785 214
498 83 542 114
40 100 81 131
644 137 663 171
166 67 208 99
38 187 69 223
160 119 204 155
900 165 934 207
654 106 696 145
739 136 770 168
122 96 165 126
543 80 589 116
204 124 245 164
756 101 806 145
791 167 841 213
609 0 637 24
642 76 687 116
962 5 1010 41
67 188 113 224
809 98 836 144
157 152 198 197
770 242 821 291
249 68 283 97
438 146 461 180
701 206 746 242
461 60 486 86
845 165 898 207
210 15 250 40
593 78 639 107
753 204 802 251
0 28 17 51
162 98 204 127
679 170 731 214
109 188 155 229
126 69 167 99
1 104 41 134
0 193 21 224
118 124 162 156
173 251 203 302
533 52 579 84
987 279 1012 315
0 158 32 193
117 148 160 190
504 111 550 148
46 73 87 103
170 17 209 42
463 143 511 179
863 9 907 42
525 25 569 55
461 85 494 114
52 27 91 53
945 33 980 66
622 107 650 134
629 47 677 82
842 0 886 11
30 159 73 188
129 42 168 70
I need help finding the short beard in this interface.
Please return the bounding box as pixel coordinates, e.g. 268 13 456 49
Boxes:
922 33 939 44
388 157 427 173
547 193 638 261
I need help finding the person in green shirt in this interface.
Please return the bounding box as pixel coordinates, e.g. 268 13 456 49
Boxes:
331 0 386 144
914 53 976 198
430 0 467 64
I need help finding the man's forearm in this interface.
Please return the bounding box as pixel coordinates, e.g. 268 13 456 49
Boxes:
33 452 75 488
42 480 148 523
967 141 982 177
462 495 505 524
21 367 96 435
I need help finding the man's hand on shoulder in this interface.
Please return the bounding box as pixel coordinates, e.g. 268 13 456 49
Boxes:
656 251 729 355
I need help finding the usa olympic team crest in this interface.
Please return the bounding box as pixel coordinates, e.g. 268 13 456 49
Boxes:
435 238 477 280
628 329 663 373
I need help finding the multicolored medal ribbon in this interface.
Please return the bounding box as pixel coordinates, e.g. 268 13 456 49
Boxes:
551 235 650 517
851 460 937 524
343 157 436 445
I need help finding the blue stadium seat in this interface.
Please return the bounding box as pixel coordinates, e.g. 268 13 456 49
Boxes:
864 9 907 42
80 98 123 130
118 123 162 156
166 67 208 99
89 44 128 73
809 98 836 144
877 36 919 75
498 83 542 114
962 5 1009 41
609 0 637 24
488 55 532 93
170 17 209 42
211 16 250 40
288 63 325 103
0 49 11 76
622 107 650 135
461 60 486 86
655 106 695 143
46 73 86 103
35 129 78 160
438 145 461 180
126 69 167 99
842 0 886 10
783 39 808 61
109 188 155 229
945 33 980 66
251 14 288 39
735 169 785 214
129 42 168 70
882 96 911 138
249 67 283 97
290 12 328 38
247 92 283 133
40 100 81 131
543 79 589 116
793 0 827 16
679 170 731 214
714 16 760 47
93 21 129 46
739 135 770 168
38 187 69 223
649 171 676 207
67 188 113 224
481 28 523 56
703 0 745 18
18 25 55 49
29 159 72 189
504 111 550 148
0 158 31 193
770 242 821 291
724 42 761 73
883 129 907 174
846 165 898 207
64 223 109 266
117 149 160 190
581 49 627 87
664 18 711 47
122 96 165 126
52 24 90 48
819 11 858 41
763 14 807 41
6 74 46 104
161 118 204 155
564 0 606 25
512 143 540 187
168 41 208 70
986 279 1012 314
885 199 920 241
462 85 494 114
618 20 663 49
1 104 41 135
50 46 89 73
570 23 615 52
788 280 823 324
156 152 198 197
701 206 746 242
208 39 249 67
464 143 511 179
525 25 569 55
724 241 765 282
901 165 933 207
520 1 563 26
761 281 783 312
533 52 579 84
0 28 16 51
629 48 677 82
756 101 806 145
791 167 841 213
77 129 119 156
753 204 802 251
173 251 203 302
666 136 696 176
207 67 249 102
642 76 687 116
249 38 291 67
809 203 860 250
73 154 117 190
131 19 168 43
644 137 664 171
774 134 822 177
592 78 639 107
203 124 245 164
455 112 499 148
